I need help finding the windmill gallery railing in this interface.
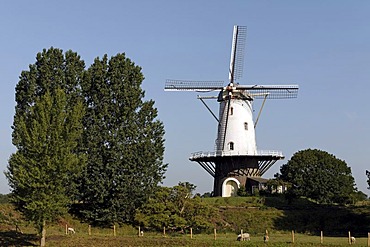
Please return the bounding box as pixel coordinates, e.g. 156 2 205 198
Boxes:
190 150 283 160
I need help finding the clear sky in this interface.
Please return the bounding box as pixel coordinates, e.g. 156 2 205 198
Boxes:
1 1 369 196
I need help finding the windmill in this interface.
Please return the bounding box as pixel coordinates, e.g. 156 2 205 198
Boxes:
165 26 299 197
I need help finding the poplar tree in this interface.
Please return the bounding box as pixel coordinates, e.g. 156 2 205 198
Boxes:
5 48 85 246
78 53 167 226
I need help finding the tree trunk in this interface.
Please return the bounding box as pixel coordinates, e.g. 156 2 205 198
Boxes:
40 220 46 247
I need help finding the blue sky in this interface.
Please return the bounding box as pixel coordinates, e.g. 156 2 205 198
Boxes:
1 1 369 196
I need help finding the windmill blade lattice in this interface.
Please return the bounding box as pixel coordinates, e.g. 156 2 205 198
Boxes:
165 79 224 91
229 26 247 84
236 84 299 99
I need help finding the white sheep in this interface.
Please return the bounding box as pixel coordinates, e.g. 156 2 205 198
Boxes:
237 233 250 241
350 236 355 244
67 227 75 234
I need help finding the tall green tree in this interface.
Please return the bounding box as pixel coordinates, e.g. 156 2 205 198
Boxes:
6 89 85 246
11 47 86 199
366 170 370 189
5 48 86 246
78 53 167 226
278 149 356 204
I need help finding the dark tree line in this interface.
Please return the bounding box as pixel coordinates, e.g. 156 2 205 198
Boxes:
5 48 167 246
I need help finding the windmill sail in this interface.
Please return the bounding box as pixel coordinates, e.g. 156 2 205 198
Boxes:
235 84 299 99
229 26 247 84
164 79 224 91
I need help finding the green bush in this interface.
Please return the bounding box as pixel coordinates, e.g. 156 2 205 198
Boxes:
0 194 10 204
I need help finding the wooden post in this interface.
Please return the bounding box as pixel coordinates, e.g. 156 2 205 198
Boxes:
41 220 46 247
367 232 370 247
292 230 295 243
88 225 91 236
163 226 166 236
15 224 22 234
264 229 269 243
65 224 68 235
320 231 323 244
348 231 351 245
138 226 141 237
113 224 116 237
214 228 217 240
190 228 193 239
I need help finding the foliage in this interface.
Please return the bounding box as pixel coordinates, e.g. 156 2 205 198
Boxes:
367 170 370 189
236 185 248 197
6 48 166 237
349 190 368 202
135 183 219 232
0 194 10 204
265 178 290 195
77 53 167 226
277 149 356 204
201 192 212 198
5 47 86 244
6 90 85 235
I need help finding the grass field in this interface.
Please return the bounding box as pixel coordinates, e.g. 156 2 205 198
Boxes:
1 229 370 246
1 197 370 246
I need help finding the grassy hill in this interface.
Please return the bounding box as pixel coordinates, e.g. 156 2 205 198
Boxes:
1 196 369 246
202 196 370 237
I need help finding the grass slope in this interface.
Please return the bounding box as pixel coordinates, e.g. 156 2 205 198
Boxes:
203 196 370 237
1 196 370 246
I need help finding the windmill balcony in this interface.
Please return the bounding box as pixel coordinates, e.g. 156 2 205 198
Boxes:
190 150 283 160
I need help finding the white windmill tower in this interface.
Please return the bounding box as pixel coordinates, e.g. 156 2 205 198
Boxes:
165 26 299 197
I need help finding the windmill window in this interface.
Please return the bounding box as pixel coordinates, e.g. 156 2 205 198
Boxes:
230 107 234 115
244 122 248 130
229 142 234 150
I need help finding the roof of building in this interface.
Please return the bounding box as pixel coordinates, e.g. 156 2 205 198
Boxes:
248 177 269 183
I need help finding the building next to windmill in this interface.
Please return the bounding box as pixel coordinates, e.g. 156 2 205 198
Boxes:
165 26 298 197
